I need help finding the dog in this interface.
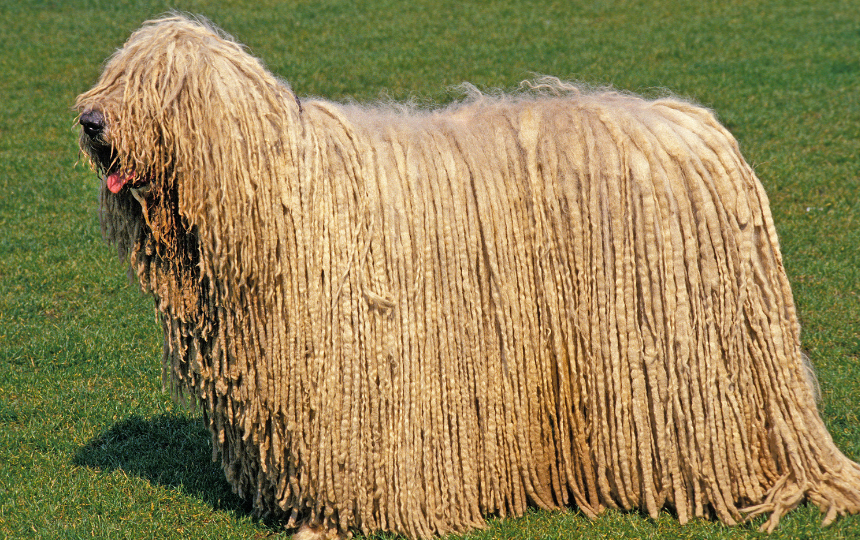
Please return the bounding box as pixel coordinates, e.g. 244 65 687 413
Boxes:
76 14 860 538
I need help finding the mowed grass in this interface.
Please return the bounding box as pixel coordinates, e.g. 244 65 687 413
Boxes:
1 0 858 538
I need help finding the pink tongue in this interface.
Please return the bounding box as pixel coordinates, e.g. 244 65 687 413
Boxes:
107 171 135 193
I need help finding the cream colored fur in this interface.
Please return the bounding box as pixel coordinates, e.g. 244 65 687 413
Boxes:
76 14 860 538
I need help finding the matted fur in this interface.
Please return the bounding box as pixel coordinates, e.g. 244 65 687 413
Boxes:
76 15 860 538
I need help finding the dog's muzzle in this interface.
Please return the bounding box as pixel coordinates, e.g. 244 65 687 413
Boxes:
78 109 113 169
79 110 106 139
78 110 148 195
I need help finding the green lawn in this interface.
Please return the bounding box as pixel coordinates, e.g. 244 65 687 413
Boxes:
1 0 858 538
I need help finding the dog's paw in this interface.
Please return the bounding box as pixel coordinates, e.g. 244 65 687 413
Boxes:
292 524 348 540
292 525 323 540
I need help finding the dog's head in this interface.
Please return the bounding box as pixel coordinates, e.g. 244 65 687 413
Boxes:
75 14 303 298
76 15 230 198
75 14 300 198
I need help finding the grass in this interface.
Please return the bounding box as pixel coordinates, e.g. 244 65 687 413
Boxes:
0 0 858 538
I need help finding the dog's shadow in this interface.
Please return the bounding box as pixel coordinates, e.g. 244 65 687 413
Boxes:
74 414 251 515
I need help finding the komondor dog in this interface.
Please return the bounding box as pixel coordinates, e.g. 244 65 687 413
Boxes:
76 14 860 539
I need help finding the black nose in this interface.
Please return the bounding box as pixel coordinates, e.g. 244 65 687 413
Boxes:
80 110 105 138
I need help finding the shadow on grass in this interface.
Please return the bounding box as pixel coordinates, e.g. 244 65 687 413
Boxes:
74 414 251 515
